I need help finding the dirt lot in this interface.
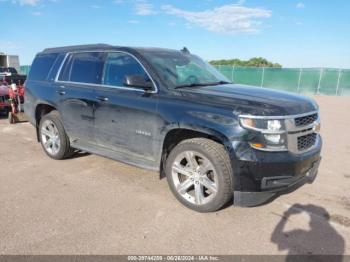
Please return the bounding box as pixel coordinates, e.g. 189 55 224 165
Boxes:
0 96 349 255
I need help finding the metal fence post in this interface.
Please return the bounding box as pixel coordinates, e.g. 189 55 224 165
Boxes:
297 68 302 93
231 66 235 82
261 67 265 88
336 69 342 96
317 68 323 95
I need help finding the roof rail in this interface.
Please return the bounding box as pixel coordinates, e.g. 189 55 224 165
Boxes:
42 44 114 53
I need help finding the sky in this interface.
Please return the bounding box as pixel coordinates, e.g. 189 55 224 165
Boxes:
1 0 349 68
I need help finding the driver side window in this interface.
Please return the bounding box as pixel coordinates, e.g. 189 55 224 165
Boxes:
102 52 148 88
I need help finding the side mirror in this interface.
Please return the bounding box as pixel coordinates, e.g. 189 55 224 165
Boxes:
124 75 154 91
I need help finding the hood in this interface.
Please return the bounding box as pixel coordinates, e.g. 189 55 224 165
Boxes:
179 84 318 116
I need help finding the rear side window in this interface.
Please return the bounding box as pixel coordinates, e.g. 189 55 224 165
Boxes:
47 53 66 81
28 53 58 81
58 52 105 84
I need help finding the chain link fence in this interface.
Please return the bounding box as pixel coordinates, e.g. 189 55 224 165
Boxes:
20 65 31 75
20 65 349 96
215 65 350 96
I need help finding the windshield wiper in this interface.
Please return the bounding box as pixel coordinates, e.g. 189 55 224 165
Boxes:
175 83 210 89
175 81 231 89
206 81 231 86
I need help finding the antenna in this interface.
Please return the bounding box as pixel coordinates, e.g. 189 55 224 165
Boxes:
181 47 190 54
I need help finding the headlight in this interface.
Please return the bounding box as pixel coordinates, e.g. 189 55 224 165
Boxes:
239 118 284 132
239 117 287 151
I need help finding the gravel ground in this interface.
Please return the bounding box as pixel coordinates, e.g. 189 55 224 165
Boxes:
0 96 349 255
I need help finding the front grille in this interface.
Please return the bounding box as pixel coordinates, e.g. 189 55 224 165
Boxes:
297 133 317 151
295 113 318 127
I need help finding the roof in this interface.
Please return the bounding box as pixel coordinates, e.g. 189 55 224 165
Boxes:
41 44 183 54
42 44 115 53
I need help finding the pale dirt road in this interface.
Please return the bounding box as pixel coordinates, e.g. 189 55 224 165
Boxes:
0 96 349 255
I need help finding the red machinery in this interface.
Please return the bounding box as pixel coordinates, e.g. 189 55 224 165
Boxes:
0 83 10 116
8 83 27 124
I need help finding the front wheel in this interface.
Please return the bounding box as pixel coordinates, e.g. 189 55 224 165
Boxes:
39 111 74 160
165 138 233 212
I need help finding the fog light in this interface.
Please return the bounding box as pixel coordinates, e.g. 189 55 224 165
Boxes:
264 134 282 144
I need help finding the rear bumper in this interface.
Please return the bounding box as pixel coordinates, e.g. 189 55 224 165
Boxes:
23 95 36 126
230 136 322 207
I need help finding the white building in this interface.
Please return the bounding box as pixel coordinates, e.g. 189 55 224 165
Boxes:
0 53 20 72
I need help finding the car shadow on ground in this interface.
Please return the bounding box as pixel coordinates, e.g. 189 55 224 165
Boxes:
271 203 345 261
69 150 91 159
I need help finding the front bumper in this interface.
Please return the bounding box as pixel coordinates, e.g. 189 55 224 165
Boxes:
230 136 322 207
233 157 320 206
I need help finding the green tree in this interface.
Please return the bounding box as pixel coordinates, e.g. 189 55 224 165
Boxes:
209 57 282 68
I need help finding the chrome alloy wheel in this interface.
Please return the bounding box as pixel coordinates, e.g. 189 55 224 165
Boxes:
41 119 61 156
171 151 218 205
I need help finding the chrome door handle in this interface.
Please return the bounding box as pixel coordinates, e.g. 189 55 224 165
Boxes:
56 90 66 95
96 96 109 102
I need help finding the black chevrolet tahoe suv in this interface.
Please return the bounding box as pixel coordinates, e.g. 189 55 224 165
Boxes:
24 44 322 212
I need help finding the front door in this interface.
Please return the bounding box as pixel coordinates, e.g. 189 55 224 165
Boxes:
93 52 160 165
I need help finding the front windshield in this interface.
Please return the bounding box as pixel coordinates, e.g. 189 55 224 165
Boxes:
141 50 231 88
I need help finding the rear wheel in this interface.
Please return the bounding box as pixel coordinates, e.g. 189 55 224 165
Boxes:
166 138 233 212
39 111 74 160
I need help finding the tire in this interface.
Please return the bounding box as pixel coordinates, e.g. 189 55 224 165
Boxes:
39 111 74 160
165 138 233 212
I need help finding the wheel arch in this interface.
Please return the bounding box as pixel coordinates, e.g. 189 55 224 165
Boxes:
159 125 232 179
35 103 57 141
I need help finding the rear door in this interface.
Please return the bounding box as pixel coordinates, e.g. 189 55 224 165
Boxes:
55 52 105 144
93 52 160 163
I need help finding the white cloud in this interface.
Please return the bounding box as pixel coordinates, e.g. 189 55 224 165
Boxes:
162 4 271 34
296 21 303 26
128 19 140 24
135 1 156 15
13 0 40 6
2 0 60 5
296 2 305 9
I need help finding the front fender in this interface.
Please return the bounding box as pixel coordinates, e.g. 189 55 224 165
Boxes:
178 108 242 147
